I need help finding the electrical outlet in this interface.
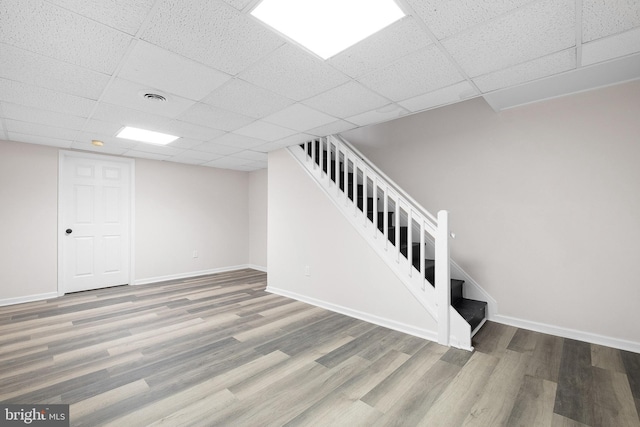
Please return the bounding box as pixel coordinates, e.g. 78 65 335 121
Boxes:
193 250 198 258
304 265 310 276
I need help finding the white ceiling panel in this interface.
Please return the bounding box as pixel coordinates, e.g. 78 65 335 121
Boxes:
0 0 132 74
178 103 255 132
582 28 640 67
128 143 184 157
70 141 130 155
442 0 575 77
328 17 433 78
0 44 110 99
0 78 96 117
220 0 254 11
1 103 87 131
357 45 464 101
90 102 169 129
82 119 130 138
254 133 315 152
202 79 295 119
346 104 410 127
192 142 244 156
46 0 156 35
123 150 172 161
238 44 350 101
208 133 268 149
158 121 226 142
473 49 576 93
141 0 284 75
303 82 390 118
118 41 232 102
8 132 73 148
165 137 205 150
399 81 478 112
263 104 336 132
0 119 6 140
308 120 358 137
582 0 640 42
233 120 298 142
72 131 139 150
406 0 532 40
171 150 221 162
101 78 197 118
203 156 252 168
234 150 268 162
237 160 268 171
4 119 80 141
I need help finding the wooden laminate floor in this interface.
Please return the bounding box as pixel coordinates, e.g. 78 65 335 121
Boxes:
1 269 639 426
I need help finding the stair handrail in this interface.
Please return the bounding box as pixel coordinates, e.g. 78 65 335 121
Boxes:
333 135 439 227
290 134 466 348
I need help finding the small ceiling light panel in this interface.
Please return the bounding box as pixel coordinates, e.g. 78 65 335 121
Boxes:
251 0 406 59
116 126 179 145
91 139 104 147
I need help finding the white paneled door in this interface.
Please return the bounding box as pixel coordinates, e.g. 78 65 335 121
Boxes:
59 152 134 293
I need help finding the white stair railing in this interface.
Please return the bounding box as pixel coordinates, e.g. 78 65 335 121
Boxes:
288 135 472 349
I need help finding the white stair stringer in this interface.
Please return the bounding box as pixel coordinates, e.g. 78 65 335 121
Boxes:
287 138 476 350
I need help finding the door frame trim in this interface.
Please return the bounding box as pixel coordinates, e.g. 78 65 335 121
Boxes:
58 151 136 296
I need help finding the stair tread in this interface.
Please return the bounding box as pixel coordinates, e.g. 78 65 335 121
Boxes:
453 298 487 331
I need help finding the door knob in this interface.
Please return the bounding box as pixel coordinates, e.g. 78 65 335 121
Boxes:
65 229 72 234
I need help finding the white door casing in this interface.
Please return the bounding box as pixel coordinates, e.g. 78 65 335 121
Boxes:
58 151 135 294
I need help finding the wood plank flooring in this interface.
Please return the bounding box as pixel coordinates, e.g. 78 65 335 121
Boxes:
1 269 639 426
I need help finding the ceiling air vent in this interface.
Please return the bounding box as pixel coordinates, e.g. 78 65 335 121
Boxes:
142 93 167 102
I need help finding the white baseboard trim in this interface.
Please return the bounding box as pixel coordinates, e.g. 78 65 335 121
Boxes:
267 286 438 343
493 314 640 354
134 264 266 286
247 264 267 273
0 292 58 307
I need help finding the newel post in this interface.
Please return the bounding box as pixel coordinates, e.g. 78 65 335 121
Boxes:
436 210 451 346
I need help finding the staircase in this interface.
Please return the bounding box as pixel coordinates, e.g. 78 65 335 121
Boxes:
289 135 488 350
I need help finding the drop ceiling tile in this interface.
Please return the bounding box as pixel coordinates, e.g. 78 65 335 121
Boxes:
219 0 253 11
442 0 575 77
406 0 531 40
237 161 267 171
202 79 295 119
165 137 204 150
346 104 410 127
582 28 640 66
1 103 87 130
91 102 169 129
71 140 130 155
167 157 207 165
303 82 390 118
582 0 640 42
141 0 283 75
399 81 478 112
473 49 576 92
192 142 244 156
308 120 358 137
238 44 350 101
233 150 268 162
178 103 255 132
82 119 124 137
160 121 226 141
0 0 132 74
0 78 96 117
8 133 73 148
4 119 80 141
46 0 156 35
171 150 221 162
0 120 5 140
233 120 298 142
209 133 267 149
73 132 138 150
357 45 464 101
263 104 336 132
328 17 433 78
129 143 183 156
123 150 172 161
118 41 232 101
0 44 110 99
203 156 252 169
101 78 197 118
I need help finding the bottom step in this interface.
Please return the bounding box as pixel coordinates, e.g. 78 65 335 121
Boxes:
453 298 487 332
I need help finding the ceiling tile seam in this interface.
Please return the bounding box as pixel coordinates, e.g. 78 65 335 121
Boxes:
391 1 481 98
576 0 584 67
425 0 545 43
469 46 578 83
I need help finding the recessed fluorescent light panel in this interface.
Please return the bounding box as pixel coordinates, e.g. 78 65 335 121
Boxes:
251 0 406 59
116 126 179 145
